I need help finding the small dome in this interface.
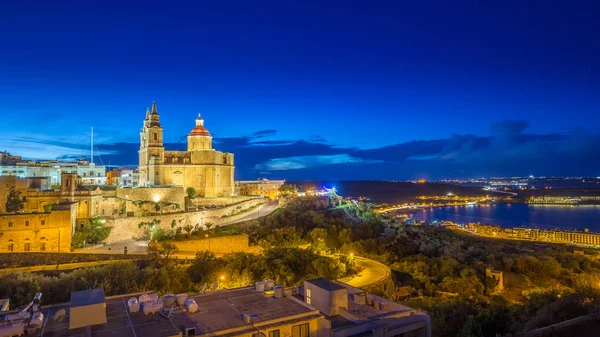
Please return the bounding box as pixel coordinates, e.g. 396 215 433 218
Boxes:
189 126 211 136
189 114 211 136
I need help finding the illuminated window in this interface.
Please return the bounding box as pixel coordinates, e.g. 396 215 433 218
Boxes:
306 289 311 305
292 323 309 337
269 330 280 337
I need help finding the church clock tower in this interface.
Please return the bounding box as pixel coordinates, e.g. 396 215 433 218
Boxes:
138 102 164 186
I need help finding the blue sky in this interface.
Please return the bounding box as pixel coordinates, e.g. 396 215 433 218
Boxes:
0 1 599 179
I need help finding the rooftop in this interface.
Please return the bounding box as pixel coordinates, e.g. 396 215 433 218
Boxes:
306 278 346 291
71 289 105 308
4 286 320 337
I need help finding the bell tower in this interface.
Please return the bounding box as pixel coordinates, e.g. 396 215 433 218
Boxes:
139 102 165 186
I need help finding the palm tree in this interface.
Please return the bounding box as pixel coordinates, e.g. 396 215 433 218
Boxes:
204 222 215 232
183 224 194 237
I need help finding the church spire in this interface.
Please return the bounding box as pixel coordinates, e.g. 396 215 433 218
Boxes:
151 101 158 115
145 107 150 119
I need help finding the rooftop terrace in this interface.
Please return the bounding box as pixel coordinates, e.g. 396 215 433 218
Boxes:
3 286 319 337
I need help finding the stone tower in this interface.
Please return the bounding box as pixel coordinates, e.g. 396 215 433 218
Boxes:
60 172 79 201
138 102 165 186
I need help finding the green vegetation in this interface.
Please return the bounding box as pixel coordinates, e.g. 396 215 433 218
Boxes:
186 187 197 199
231 198 600 337
42 203 54 212
5 187 24 213
279 183 298 197
0 253 136 269
4 197 598 336
0 246 353 309
71 218 112 249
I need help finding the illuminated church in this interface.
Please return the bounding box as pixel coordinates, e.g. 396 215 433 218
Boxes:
138 102 235 197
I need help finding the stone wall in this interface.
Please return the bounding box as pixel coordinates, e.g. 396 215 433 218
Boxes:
105 198 265 243
190 196 254 207
168 234 261 254
116 186 185 206
0 204 76 253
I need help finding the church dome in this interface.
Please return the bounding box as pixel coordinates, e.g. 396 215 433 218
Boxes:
189 115 211 136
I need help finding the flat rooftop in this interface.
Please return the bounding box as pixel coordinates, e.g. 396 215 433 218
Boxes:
3 287 320 337
71 289 105 307
305 278 345 291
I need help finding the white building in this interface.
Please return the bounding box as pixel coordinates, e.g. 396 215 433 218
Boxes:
0 158 106 186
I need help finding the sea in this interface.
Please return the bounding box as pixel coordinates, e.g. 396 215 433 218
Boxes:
411 204 600 232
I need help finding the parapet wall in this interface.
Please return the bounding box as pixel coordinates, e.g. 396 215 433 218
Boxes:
105 198 265 243
167 234 260 254
116 186 185 207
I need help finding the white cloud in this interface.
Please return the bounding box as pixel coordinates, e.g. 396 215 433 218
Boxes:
256 154 380 171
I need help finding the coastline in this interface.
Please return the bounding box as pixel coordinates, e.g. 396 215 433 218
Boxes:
409 203 600 232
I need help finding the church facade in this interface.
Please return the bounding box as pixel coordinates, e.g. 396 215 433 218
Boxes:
138 102 235 197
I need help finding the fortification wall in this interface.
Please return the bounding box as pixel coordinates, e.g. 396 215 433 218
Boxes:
105 198 265 243
167 234 261 254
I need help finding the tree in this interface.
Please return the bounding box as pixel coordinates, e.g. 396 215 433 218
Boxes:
279 184 298 197
186 187 197 200
183 224 194 237
204 222 214 232
148 242 179 268
189 252 222 283
5 188 24 213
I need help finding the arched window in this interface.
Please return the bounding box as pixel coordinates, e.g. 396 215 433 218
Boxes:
39 237 47 252
24 238 30 252
7 240 13 252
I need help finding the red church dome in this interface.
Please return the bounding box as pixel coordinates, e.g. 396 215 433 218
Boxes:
189 115 211 136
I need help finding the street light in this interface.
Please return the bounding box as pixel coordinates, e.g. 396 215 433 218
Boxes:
218 275 225 289
206 233 210 252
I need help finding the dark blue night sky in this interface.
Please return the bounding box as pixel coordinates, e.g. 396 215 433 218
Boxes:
1 1 599 180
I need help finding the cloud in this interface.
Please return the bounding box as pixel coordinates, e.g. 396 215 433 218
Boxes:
256 154 380 171
3 120 600 180
251 130 277 138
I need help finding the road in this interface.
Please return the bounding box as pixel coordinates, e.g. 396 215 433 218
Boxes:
340 256 391 288
222 199 279 225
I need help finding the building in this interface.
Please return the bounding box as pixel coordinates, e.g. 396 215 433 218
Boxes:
485 269 504 291
304 278 431 337
74 159 106 185
107 168 139 187
0 157 106 186
138 102 235 197
0 202 76 252
0 151 23 165
0 176 52 213
237 178 285 199
2 279 430 337
1 173 103 226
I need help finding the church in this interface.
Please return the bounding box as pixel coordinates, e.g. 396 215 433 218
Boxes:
138 102 235 197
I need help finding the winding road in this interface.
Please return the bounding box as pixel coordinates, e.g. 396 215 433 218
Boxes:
339 256 391 288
